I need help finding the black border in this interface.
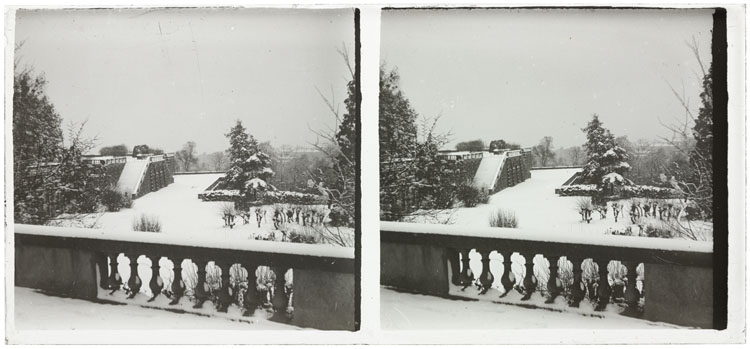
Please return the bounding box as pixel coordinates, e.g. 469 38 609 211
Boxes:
711 7 728 331
353 7 362 332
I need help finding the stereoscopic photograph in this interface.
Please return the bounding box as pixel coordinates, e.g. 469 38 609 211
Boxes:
9 7 358 335
380 8 726 331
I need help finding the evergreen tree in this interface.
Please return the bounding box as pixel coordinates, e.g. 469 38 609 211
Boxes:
14 65 109 223
224 120 274 199
581 114 630 185
379 67 419 219
686 64 714 219
379 66 464 220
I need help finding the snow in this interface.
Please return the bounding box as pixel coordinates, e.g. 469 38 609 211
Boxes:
116 159 149 195
396 168 713 246
27 174 353 258
13 287 297 330
380 287 681 330
245 178 267 189
602 172 624 184
472 153 506 190
386 169 712 252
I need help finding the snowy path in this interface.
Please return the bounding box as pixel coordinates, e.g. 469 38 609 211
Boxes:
116 159 148 195
380 287 678 330
13 287 297 330
472 153 505 190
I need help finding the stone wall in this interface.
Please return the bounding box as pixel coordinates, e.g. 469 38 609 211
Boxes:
136 160 174 198
15 244 99 300
292 269 356 330
380 242 451 297
493 154 531 193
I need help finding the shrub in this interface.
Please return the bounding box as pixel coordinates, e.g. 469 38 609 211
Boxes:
102 188 124 212
198 189 327 206
644 224 674 239
288 230 318 244
132 214 162 232
457 185 488 208
121 193 133 209
328 205 350 227
219 202 237 216
489 209 518 228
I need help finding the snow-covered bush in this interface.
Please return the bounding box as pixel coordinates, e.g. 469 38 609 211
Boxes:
198 189 327 206
121 193 133 209
101 188 125 212
328 205 351 227
132 214 162 232
287 230 318 244
619 185 680 199
457 185 488 208
488 209 518 228
555 184 600 196
556 184 679 199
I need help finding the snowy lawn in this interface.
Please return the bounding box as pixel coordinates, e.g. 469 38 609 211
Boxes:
13 287 298 330
381 287 682 330
56 173 353 244
412 168 711 240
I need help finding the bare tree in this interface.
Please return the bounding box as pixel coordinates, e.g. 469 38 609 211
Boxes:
532 136 556 167
210 151 227 171
176 141 198 172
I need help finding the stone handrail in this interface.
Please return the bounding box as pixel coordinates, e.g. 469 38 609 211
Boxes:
15 224 355 330
380 221 714 328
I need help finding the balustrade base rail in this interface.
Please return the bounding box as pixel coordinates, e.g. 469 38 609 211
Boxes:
14 224 356 331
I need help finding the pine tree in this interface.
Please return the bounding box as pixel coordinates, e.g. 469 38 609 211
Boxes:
581 114 630 185
224 120 274 199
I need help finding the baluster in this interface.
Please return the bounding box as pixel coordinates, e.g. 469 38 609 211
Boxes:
147 255 163 302
520 253 537 301
107 253 122 293
215 260 233 312
126 254 142 299
584 259 598 302
169 257 186 305
499 251 515 297
448 248 461 286
192 259 209 309
458 249 474 290
623 261 641 315
477 249 494 295
568 257 585 307
595 259 612 311
545 255 561 304
96 252 109 290
270 266 292 322
242 264 260 316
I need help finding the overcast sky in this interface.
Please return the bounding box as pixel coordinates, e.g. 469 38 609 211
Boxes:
381 8 714 149
16 8 354 154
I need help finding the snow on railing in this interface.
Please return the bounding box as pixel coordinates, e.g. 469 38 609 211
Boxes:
15 224 354 329
381 221 712 321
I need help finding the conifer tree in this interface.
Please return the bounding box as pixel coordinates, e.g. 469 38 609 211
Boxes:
581 114 630 185
225 120 274 199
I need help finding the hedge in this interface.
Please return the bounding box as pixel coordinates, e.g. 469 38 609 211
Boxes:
555 184 680 199
198 189 328 205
